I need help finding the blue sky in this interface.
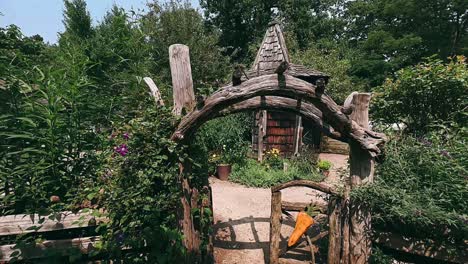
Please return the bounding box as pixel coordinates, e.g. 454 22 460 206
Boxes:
0 0 200 44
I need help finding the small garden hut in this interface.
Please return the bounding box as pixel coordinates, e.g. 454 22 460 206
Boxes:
246 21 330 159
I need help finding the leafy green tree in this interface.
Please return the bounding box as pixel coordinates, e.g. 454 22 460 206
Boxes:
278 0 348 49
372 56 467 133
346 0 468 87
61 0 93 42
86 6 153 124
142 1 230 96
291 40 363 103
200 0 274 61
0 25 48 79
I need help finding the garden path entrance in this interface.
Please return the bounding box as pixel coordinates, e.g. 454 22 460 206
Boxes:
211 154 348 264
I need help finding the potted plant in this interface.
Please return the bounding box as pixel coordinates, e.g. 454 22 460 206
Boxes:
210 145 232 181
317 160 332 177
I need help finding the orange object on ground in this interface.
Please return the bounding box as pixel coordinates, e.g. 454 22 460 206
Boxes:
288 211 315 247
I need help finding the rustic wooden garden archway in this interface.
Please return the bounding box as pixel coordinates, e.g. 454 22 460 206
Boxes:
171 73 384 157
164 22 385 264
170 72 384 264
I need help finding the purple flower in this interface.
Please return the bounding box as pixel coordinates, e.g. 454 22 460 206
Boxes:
419 138 432 147
116 232 126 245
123 132 130 140
439 150 451 158
114 144 129 156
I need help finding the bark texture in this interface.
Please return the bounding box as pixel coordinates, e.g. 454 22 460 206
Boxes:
349 93 374 264
170 44 195 115
171 74 385 156
270 191 282 264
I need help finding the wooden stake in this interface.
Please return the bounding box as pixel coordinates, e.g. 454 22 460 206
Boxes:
270 191 282 264
169 44 195 115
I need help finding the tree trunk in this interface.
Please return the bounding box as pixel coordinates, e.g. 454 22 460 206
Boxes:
348 93 374 264
170 44 201 261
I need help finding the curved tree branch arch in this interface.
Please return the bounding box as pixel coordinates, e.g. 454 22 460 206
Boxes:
172 74 385 157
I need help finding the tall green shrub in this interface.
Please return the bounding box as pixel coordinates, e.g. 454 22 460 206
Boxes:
352 125 468 242
372 56 468 133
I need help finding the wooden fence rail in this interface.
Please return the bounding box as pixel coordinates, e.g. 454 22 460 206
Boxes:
0 210 104 262
0 208 466 263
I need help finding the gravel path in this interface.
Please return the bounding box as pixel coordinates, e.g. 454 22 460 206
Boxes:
211 154 348 264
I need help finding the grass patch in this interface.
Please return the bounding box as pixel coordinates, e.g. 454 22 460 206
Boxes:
230 158 324 188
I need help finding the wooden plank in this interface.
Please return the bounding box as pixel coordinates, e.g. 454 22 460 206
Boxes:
270 191 282 264
143 77 164 106
321 136 349 154
267 127 295 135
281 201 327 213
169 44 195 116
0 211 105 236
266 135 294 144
0 236 100 261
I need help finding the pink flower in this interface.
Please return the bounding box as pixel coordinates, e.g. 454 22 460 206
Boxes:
114 144 129 156
123 132 130 140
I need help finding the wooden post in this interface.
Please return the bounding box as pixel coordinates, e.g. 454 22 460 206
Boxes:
270 191 282 264
257 110 268 161
143 77 165 106
327 197 342 264
348 93 374 264
293 115 302 156
169 44 201 259
169 44 195 116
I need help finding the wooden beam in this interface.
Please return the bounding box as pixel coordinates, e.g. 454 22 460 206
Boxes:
270 191 282 264
281 201 327 213
171 74 385 157
271 180 339 196
143 77 164 106
169 44 195 115
0 210 105 236
0 236 100 261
